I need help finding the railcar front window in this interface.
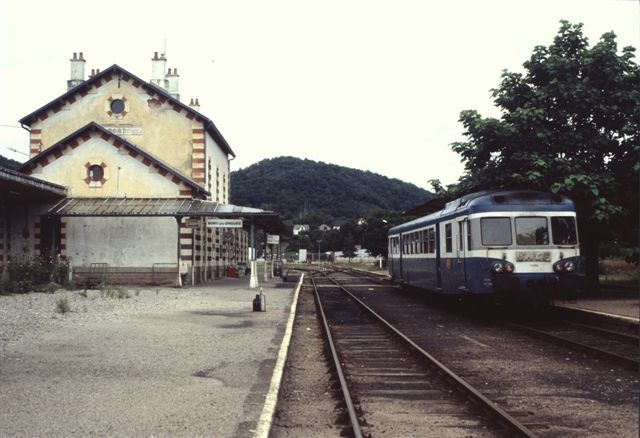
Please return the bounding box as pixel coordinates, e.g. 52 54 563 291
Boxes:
481 217 512 246
516 217 549 245
552 217 577 245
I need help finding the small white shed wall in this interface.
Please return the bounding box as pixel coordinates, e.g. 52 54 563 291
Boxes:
66 217 177 267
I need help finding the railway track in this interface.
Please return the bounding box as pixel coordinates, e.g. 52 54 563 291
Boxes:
309 270 538 437
505 308 640 371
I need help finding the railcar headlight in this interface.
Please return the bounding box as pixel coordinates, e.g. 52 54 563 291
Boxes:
504 262 515 273
553 261 564 273
564 261 575 272
492 262 503 273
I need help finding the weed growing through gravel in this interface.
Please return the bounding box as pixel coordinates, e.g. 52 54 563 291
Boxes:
55 297 71 314
79 290 88 298
101 286 131 299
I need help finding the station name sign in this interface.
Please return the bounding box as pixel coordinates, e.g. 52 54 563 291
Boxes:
267 234 280 245
206 218 243 228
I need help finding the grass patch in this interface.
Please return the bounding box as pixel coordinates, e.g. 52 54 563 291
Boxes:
101 285 131 299
55 297 71 314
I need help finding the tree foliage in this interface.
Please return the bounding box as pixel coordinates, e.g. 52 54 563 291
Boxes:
445 21 639 291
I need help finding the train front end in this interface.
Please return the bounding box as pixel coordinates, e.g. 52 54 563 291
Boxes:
472 208 584 303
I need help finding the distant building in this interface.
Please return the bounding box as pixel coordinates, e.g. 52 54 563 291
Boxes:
293 224 310 236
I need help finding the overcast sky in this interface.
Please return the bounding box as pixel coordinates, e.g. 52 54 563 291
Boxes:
0 0 637 190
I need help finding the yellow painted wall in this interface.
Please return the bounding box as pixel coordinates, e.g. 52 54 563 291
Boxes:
31 77 204 177
30 134 181 198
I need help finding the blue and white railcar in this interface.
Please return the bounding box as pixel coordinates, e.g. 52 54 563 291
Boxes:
388 190 581 299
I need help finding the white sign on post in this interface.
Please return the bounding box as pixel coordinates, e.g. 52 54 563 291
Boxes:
267 234 280 245
206 218 243 228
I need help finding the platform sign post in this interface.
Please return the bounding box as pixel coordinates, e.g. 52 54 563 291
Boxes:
206 218 243 228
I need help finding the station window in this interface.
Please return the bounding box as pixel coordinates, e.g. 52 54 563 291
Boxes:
445 223 452 253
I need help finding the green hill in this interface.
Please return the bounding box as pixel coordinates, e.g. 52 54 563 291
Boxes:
230 156 433 221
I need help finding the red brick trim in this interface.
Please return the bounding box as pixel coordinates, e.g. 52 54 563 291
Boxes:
179 189 193 196
193 138 205 144
31 129 41 134
192 129 205 134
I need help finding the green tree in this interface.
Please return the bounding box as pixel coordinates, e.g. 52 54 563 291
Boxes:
341 233 357 262
447 21 639 292
362 209 405 257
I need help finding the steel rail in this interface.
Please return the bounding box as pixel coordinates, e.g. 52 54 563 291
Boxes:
308 274 363 438
561 320 640 344
320 271 537 438
505 322 639 371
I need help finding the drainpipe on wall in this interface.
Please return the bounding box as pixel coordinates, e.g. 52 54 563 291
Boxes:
175 216 183 287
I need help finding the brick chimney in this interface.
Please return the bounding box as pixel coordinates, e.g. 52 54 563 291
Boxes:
150 52 168 90
166 68 180 101
67 52 86 90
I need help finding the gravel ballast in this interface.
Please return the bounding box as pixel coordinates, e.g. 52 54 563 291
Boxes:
0 279 294 437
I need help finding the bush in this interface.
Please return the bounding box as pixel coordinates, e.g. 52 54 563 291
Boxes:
55 297 71 314
0 276 17 295
3 256 70 293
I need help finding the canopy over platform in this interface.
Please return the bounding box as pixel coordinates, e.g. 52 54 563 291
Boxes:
0 165 67 202
45 197 285 233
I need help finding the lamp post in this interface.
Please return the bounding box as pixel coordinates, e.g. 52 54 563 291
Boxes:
317 240 321 265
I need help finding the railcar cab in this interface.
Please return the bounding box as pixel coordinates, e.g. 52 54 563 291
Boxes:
388 190 582 301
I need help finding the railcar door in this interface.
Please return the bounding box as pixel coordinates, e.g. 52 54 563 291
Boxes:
456 217 469 292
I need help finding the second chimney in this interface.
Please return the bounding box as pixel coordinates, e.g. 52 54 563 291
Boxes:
150 52 168 90
67 52 86 90
166 68 180 101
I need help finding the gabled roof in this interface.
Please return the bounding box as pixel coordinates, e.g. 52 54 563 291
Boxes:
19 122 210 197
18 64 235 157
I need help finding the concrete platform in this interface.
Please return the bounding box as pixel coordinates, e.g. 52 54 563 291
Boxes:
554 296 639 323
0 275 299 437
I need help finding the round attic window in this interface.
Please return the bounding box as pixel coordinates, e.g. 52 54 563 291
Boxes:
110 99 126 114
87 164 104 182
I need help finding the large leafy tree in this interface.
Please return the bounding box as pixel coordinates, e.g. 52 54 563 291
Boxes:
445 21 639 292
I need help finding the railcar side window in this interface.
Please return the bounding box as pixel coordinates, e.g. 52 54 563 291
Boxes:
445 223 452 253
481 217 512 246
515 217 549 245
552 217 577 245
428 228 435 253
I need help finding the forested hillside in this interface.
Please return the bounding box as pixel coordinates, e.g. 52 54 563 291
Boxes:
230 156 432 221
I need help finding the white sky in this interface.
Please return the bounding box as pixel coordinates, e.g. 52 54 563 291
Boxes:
0 0 638 190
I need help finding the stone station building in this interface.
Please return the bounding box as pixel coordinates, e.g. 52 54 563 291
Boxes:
1 52 277 285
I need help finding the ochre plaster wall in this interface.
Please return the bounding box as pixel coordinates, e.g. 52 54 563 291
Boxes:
30 78 202 177
29 134 183 198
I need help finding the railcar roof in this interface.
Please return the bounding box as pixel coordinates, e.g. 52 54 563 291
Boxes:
389 190 575 235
